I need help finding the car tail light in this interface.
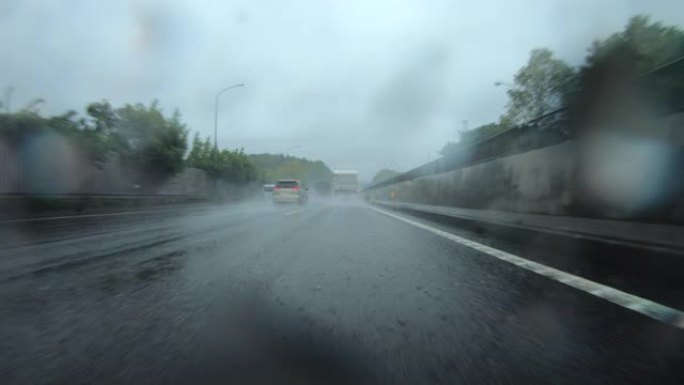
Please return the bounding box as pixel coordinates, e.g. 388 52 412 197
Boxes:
292 185 300 191
274 186 280 191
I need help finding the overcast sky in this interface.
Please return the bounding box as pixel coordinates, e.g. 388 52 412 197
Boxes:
2 0 683 181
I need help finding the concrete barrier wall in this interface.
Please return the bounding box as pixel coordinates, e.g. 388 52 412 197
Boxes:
368 142 576 214
156 167 214 197
0 133 218 197
367 114 684 223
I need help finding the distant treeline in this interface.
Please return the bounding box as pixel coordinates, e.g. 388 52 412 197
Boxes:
248 153 333 185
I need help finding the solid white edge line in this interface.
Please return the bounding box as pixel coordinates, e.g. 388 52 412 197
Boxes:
368 206 684 329
0 209 169 224
375 202 678 253
284 209 305 216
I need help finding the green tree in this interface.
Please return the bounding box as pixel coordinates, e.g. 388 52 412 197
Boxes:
7 101 261 188
248 154 333 185
438 16 684 159
201 137 214 169
49 110 110 166
1 109 112 167
218 148 257 183
114 101 188 181
85 101 129 157
86 101 118 132
186 132 205 167
185 132 257 183
586 15 684 74
572 15 684 125
505 48 576 125
439 122 508 156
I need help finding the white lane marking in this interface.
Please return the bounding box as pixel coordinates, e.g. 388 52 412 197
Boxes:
284 209 305 216
375 202 680 254
369 206 684 329
0 209 170 224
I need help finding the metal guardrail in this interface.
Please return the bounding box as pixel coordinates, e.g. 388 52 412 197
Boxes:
367 107 571 191
366 56 684 192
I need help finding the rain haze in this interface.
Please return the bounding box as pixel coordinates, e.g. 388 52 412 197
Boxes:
3 1 684 384
1 0 683 179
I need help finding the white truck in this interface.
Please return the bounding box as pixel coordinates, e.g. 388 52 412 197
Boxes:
332 170 359 196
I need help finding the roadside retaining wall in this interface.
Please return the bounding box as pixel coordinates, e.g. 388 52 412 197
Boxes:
367 142 576 214
0 132 214 197
367 114 684 223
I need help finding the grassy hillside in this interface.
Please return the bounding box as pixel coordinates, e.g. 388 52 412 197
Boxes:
248 154 333 186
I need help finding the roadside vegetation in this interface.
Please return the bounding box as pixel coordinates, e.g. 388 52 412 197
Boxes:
440 15 684 156
0 99 258 186
0 99 338 190
248 154 333 186
186 133 257 183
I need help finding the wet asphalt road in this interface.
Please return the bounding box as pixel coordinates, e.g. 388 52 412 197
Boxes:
1 199 684 384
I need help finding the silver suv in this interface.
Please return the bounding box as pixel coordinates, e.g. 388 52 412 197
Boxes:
272 180 308 205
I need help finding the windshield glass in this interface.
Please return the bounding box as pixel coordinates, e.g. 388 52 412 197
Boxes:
2 1 683 384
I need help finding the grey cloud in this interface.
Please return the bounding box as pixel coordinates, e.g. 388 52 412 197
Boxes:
1 0 683 180
369 45 450 135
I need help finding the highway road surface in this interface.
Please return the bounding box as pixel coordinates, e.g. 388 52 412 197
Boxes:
1 199 683 384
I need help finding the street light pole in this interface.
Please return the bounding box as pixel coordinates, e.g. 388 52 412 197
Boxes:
212 83 244 198
214 83 245 152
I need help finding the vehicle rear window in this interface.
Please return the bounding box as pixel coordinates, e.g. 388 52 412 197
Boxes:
276 181 298 188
